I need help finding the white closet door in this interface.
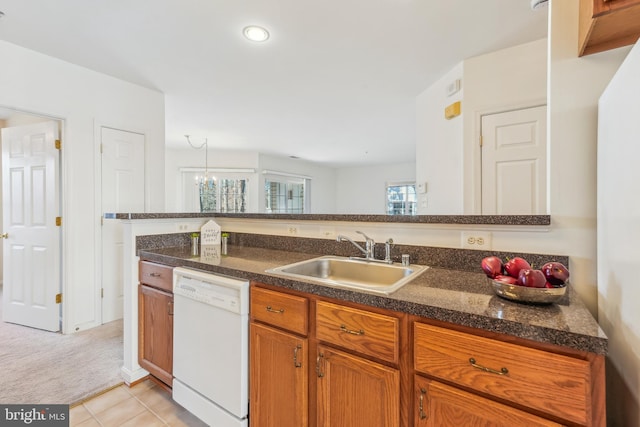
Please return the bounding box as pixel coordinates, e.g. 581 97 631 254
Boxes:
101 127 145 323
481 106 547 215
2 121 61 331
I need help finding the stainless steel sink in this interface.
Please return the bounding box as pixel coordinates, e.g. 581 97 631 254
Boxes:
266 255 428 294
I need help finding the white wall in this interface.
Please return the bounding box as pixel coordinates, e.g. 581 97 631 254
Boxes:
547 0 630 315
0 40 165 333
415 62 464 214
463 38 548 214
598 39 640 427
334 162 415 214
415 39 547 215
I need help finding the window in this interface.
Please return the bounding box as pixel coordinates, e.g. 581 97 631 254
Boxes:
264 173 308 214
386 183 417 215
181 169 251 213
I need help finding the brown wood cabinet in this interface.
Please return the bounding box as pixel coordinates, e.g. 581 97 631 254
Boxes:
413 321 605 426
316 344 400 427
249 282 605 427
250 286 310 427
250 283 404 427
250 322 308 427
138 261 174 387
579 0 640 56
413 376 562 427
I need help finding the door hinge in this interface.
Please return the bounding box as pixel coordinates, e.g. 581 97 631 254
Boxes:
101 288 104 298
479 135 483 147
56 217 62 226
55 139 61 150
56 293 62 304
100 143 103 154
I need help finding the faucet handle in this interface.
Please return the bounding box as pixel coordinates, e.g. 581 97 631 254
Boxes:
356 231 373 242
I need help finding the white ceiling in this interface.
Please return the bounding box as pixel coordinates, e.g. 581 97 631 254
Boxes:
0 0 548 167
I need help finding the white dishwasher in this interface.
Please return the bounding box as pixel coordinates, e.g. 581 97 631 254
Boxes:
172 267 250 427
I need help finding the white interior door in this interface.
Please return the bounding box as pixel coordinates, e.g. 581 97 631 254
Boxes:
1 121 61 332
101 127 145 324
481 106 547 215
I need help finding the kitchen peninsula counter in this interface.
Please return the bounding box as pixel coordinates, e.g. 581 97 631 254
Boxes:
139 245 607 355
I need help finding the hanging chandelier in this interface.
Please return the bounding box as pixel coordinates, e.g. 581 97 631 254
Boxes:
186 135 217 212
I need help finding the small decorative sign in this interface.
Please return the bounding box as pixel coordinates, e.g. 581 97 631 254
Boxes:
200 220 221 245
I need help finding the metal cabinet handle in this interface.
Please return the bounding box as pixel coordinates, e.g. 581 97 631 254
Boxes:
316 352 325 377
266 305 285 314
293 344 302 368
418 387 428 420
149 272 161 277
469 358 509 375
1 233 8 239
340 324 365 336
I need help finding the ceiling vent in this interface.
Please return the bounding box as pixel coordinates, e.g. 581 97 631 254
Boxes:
530 0 549 10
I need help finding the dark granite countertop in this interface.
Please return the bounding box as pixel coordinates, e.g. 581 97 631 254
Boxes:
139 245 607 355
105 212 551 226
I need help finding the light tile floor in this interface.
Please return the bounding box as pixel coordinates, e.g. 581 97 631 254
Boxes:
70 379 208 427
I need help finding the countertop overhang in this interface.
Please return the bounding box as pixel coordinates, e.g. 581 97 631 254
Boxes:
139 245 607 354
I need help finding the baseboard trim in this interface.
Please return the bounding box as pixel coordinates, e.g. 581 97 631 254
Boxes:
121 366 149 386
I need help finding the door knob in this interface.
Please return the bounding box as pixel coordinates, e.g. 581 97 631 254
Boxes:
1 233 8 239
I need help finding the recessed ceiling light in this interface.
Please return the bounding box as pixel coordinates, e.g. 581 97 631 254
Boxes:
243 26 270 42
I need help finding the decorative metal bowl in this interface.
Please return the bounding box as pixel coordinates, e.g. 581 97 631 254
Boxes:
488 278 567 304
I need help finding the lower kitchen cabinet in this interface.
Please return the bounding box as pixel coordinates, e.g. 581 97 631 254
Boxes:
413 322 601 426
138 260 175 388
138 284 173 387
249 322 308 427
248 283 605 427
316 345 400 427
413 376 561 427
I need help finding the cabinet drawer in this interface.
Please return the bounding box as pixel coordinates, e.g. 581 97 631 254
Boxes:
316 301 399 364
251 287 309 335
414 323 591 426
139 261 174 292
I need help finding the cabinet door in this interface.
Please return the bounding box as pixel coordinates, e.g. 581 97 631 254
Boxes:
316 345 400 427
138 284 173 387
250 322 308 427
593 0 640 15
413 376 562 427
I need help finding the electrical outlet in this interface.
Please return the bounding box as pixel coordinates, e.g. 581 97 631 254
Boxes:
461 231 492 249
176 223 190 232
320 228 335 238
287 226 298 235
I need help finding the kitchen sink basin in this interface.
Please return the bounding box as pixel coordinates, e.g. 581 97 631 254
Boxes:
266 255 428 294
